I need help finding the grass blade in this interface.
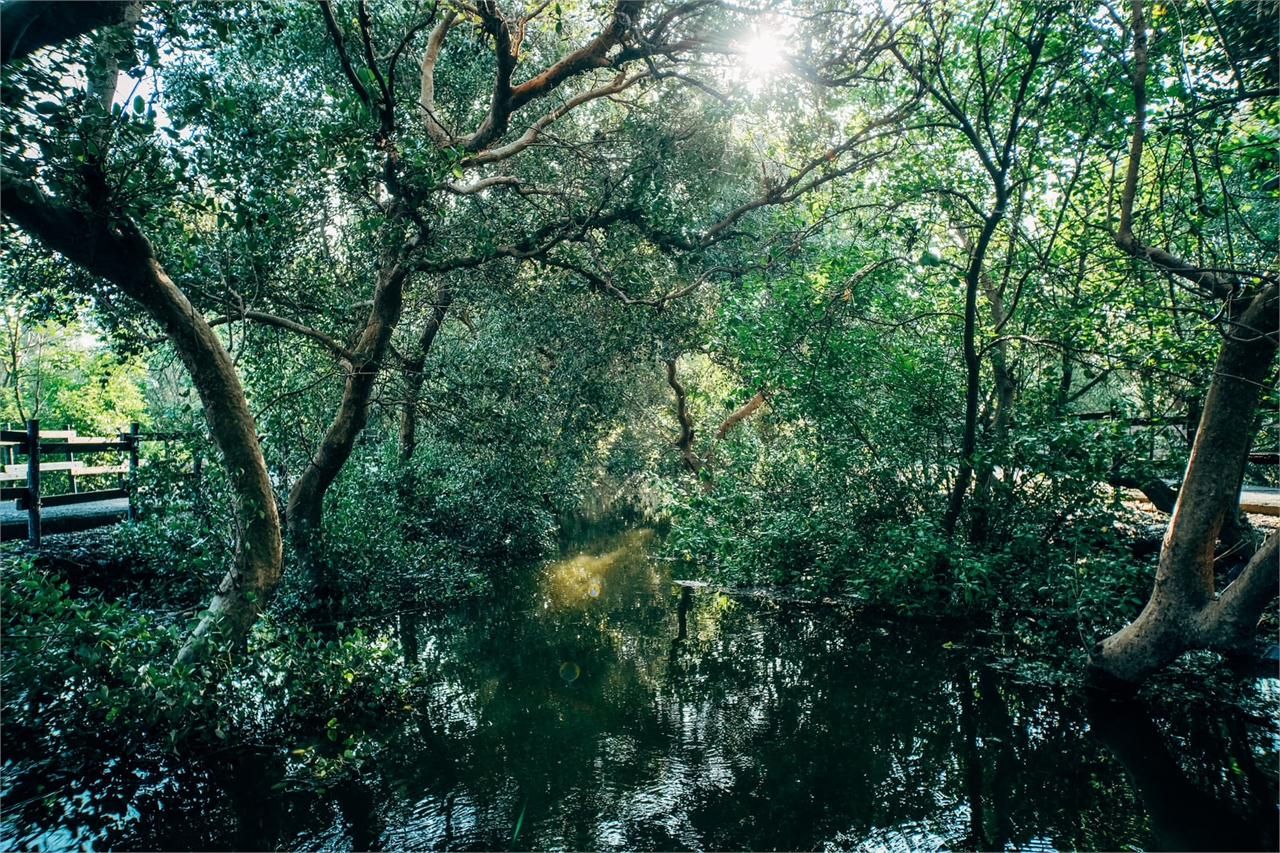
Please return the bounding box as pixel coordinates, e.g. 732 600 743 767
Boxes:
511 798 528 846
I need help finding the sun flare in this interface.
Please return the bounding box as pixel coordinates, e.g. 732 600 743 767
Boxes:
738 29 784 80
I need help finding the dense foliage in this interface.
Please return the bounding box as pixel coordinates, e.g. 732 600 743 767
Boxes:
0 0 1275 759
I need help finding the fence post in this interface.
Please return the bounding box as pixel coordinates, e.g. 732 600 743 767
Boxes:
127 421 140 521
66 424 79 493
26 418 40 547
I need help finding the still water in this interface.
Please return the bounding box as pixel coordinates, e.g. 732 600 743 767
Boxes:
4 529 1278 851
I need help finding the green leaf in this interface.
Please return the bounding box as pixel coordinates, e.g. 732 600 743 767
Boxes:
133 95 146 114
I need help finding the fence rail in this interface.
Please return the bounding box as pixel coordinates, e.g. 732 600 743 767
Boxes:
0 420 140 546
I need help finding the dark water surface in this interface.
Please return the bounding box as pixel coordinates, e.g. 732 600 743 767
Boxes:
3 529 1277 851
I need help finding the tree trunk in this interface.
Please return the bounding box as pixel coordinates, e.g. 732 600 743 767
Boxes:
971 261 1017 545
665 358 702 475
285 251 410 577
942 210 1005 537
1 1 141 65
1090 0 1279 688
0 193 282 663
2 6 279 655
1087 283 1279 688
396 289 453 463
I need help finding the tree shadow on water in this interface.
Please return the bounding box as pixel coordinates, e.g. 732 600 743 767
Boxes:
1086 691 1278 852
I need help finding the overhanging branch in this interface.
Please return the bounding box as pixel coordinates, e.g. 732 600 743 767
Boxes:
206 311 361 363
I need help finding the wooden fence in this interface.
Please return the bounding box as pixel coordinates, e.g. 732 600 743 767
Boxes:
0 420 140 546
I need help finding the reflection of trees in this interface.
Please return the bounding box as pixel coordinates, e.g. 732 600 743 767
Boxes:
375 532 1174 852
954 667 1120 852
1088 693 1277 852
7 532 1274 850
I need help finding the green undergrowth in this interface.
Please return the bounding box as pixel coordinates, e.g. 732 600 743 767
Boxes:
664 496 1160 656
0 549 428 767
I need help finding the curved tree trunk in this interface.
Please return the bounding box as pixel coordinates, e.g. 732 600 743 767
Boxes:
286 252 410 578
1 0 140 65
1 193 283 663
2 7 279 661
397 288 453 463
1088 283 1279 688
665 358 703 476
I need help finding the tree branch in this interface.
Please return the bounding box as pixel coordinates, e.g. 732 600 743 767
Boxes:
206 311 361 363
417 9 458 144
460 71 646 168
714 390 765 440
1113 0 1238 300
356 0 394 131
459 0 645 151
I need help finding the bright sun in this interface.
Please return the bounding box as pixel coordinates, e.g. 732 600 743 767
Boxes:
738 29 784 82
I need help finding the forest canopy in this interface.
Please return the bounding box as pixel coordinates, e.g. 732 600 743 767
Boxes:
1 0 1276 696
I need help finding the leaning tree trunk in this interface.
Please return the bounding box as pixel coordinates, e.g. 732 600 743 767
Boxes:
396 288 453 463
0 194 283 663
1089 0 1280 689
1087 282 1279 688
286 251 410 578
2 9 279 661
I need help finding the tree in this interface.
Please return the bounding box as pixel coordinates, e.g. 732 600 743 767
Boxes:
3 0 904 637
236 0 919 576
1086 0 1278 689
888 0 1084 539
1 5 280 661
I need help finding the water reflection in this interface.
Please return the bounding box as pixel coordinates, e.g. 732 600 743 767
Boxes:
1088 692 1278 852
2 529 1276 851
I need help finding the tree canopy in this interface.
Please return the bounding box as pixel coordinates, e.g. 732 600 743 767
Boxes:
1 0 1275 689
